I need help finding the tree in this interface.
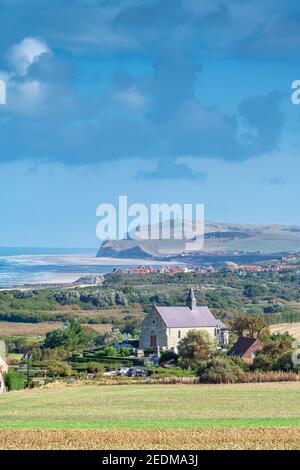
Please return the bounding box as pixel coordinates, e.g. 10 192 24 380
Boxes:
243 284 267 299
253 333 295 371
230 315 269 339
43 319 91 351
177 330 214 366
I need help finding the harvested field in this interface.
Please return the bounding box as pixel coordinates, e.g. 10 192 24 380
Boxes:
270 322 300 339
1 428 300 450
0 321 112 337
0 321 63 336
86 324 113 333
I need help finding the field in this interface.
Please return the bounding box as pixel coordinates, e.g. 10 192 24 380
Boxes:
1 382 300 449
0 321 63 336
270 322 300 339
0 321 112 336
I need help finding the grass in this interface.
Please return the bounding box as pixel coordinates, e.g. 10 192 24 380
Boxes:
1 382 300 449
1 382 300 429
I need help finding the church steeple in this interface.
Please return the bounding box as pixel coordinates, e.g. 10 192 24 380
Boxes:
186 287 197 310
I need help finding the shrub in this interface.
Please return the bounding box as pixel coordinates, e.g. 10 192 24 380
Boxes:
86 362 104 375
197 356 244 384
159 350 178 364
273 351 297 372
46 360 73 377
4 370 25 391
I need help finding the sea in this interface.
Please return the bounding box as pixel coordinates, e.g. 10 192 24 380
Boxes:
0 247 134 288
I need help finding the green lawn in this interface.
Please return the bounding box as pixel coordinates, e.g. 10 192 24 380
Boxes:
1 382 300 430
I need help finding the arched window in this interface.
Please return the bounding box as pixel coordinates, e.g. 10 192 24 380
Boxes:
178 330 181 339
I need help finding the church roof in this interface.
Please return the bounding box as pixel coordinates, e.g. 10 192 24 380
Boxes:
155 305 226 328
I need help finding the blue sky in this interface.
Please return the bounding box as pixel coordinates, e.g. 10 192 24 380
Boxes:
0 0 300 248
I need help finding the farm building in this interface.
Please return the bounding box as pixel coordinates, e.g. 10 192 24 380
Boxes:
228 336 263 364
139 288 229 352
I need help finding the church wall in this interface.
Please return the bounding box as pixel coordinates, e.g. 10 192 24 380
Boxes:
166 326 216 351
139 308 168 349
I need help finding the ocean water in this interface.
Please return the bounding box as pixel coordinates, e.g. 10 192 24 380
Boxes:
0 247 122 288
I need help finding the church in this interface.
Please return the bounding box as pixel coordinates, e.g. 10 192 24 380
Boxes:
139 288 229 352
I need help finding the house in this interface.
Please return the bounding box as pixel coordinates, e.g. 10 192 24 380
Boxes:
228 336 263 364
139 288 229 352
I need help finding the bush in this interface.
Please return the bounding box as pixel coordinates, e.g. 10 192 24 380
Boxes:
197 356 244 384
159 350 178 364
4 370 25 391
86 362 104 375
273 351 297 372
46 360 73 377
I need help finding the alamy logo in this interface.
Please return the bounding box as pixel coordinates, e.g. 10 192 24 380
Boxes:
0 80 6 105
96 195 205 251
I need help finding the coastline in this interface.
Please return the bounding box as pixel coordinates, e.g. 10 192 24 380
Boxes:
0 254 176 290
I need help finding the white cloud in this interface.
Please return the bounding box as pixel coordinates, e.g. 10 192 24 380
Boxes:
0 37 50 114
8 37 50 76
112 86 146 109
7 80 47 114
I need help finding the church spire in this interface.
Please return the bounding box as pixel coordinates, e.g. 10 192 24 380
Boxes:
186 287 197 310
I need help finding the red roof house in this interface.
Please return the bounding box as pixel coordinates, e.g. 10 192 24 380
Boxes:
228 336 263 364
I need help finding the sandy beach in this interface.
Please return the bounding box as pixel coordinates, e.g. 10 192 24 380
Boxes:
0 254 175 290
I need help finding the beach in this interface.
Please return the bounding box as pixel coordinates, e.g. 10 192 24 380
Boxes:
0 249 172 289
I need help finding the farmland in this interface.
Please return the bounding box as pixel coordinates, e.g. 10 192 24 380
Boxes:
270 322 300 339
0 321 63 336
0 382 300 449
0 320 112 337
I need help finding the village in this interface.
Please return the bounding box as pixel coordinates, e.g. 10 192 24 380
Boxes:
0 283 290 393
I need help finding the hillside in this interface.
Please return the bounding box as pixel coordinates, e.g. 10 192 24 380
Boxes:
97 220 300 258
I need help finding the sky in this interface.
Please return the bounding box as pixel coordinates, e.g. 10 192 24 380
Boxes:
0 0 300 248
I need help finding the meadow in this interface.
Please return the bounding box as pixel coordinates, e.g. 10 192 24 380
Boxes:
1 382 300 449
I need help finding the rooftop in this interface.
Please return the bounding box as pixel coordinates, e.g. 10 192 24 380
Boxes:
155 305 227 329
228 336 262 357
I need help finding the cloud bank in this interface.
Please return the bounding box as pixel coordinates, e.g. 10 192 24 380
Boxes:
0 0 295 177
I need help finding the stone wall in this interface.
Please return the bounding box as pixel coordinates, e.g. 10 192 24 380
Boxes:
139 308 168 349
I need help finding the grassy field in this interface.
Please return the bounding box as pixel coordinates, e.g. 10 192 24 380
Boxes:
0 382 300 449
